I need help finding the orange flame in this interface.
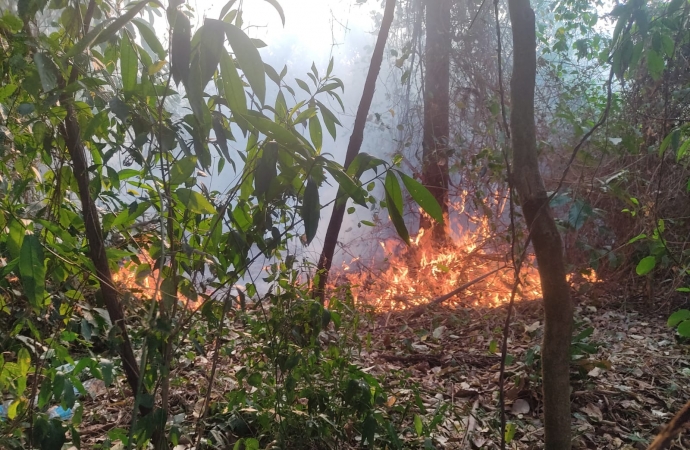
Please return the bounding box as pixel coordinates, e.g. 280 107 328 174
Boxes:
112 251 201 310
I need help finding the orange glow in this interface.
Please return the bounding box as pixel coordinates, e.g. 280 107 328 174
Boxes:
333 212 598 311
112 251 201 310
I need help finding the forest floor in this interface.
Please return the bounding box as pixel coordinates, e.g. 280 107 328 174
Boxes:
73 287 690 449
358 290 690 449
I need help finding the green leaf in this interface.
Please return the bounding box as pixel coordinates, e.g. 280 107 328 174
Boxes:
33 53 58 92
301 177 320 245
316 100 341 140
243 113 307 156
247 372 262 387
676 138 690 162
668 309 690 327
659 128 680 157
67 21 111 58
92 1 162 48
646 49 664 81
263 0 285 26
17 347 30 376
192 19 226 89
325 166 367 207
120 32 138 92
399 172 443 224
362 414 377 445
20 233 47 311
133 18 166 59
635 256 656 276
346 152 386 178
0 83 17 103
414 414 423 436
213 116 233 161
176 188 217 214
223 22 266 104
309 116 322 150
8 219 25 260
220 50 248 116
255 141 278 196
385 172 409 244
170 156 197 185
171 10 191 86
505 422 517 443
678 321 690 338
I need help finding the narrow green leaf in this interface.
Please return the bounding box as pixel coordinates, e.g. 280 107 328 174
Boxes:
659 128 679 157
171 10 191 86
385 172 409 244
91 1 162 48
192 19 226 89
399 171 443 224
176 188 217 214
212 116 233 161
33 53 58 92
646 49 664 81
295 78 311 94
414 414 423 436
316 100 341 140
263 0 285 26
220 50 248 115
255 141 278 196
120 32 138 92
301 177 320 245
19 233 46 311
325 166 367 207
676 138 690 162
223 22 266 104
309 116 322 150
66 18 115 57
635 256 656 276
133 18 166 59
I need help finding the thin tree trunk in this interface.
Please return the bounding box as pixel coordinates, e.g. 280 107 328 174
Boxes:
507 1 573 449
313 0 396 303
419 0 451 242
56 0 145 411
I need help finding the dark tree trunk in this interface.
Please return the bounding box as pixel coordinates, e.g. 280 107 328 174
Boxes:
507 1 573 449
419 0 451 241
313 0 396 303
56 0 145 413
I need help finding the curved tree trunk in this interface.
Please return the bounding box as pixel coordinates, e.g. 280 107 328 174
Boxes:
419 0 451 242
56 0 146 414
313 0 396 303
507 1 573 449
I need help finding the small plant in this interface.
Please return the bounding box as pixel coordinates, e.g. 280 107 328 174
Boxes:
668 309 690 338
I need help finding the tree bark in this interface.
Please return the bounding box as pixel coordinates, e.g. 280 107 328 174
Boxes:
419 0 451 242
56 0 145 411
313 0 396 303
507 1 573 449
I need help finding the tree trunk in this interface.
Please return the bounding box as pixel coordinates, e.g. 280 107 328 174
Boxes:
56 0 145 412
419 0 451 242
507 1 573 449
313 0 396 303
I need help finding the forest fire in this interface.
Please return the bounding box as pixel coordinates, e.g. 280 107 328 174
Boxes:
112 253 200 310
336 222 546 311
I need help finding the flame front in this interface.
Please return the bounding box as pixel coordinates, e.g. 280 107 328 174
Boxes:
334 215 550 311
